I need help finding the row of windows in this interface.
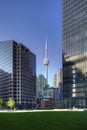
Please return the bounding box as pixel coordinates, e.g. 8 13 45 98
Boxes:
63 1 86 15
63 0 85 7
0 46 12 53
63 9 85 23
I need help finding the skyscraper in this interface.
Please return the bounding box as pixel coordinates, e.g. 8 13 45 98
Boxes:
53 68 63 88
0 40 36 108
43 37 49 85
53 74 58 88
63 0 87 107
36 74 47 97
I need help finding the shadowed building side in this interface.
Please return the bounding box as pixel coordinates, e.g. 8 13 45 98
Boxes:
0 40 36 108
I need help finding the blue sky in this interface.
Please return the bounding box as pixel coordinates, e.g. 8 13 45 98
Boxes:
0 0 62 86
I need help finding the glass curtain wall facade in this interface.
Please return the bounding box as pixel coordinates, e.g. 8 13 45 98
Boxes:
63 0 87 107
0 40 36 108
37 74 47 97
0 41 17 100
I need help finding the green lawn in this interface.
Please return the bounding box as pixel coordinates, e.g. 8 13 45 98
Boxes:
0 111 87 130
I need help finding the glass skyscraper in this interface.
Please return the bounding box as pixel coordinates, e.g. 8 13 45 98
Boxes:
0 40 36 108
63 0 87 107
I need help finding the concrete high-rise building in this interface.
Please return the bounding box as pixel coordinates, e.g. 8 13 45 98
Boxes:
43 37 49 85
63 0 87 107
0 40 36 108
53 74 58 88
53 68 63 101
53 68 63 88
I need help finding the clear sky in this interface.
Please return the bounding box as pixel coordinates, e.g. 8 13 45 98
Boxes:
0 0 62 86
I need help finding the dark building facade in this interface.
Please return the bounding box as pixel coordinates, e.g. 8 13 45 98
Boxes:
63 0 87 107
0 40 36 108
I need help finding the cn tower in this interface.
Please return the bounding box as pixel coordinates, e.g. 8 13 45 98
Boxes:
43 37 49 84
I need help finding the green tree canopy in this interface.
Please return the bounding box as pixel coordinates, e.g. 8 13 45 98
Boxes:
0 98 3 105
0 98 4 109
55 100 68 108
6 97 15 109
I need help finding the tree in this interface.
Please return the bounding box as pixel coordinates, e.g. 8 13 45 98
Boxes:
55 100 68 108
6 97 15 110
0 98 3 109
2 101 7 109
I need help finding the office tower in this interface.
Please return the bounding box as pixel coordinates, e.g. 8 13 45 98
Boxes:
53 68 63 101
0 40 36 108
43 87 55 99
43 38 49 85
53 74 58 88
53 68 63 88
43 87 58 104
63 0 87 107
36 74 47 97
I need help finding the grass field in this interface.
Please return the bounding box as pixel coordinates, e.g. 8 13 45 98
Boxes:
0 111 87 130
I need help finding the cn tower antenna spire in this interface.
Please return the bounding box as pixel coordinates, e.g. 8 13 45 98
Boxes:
44 37 49 85
45 36 48 59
